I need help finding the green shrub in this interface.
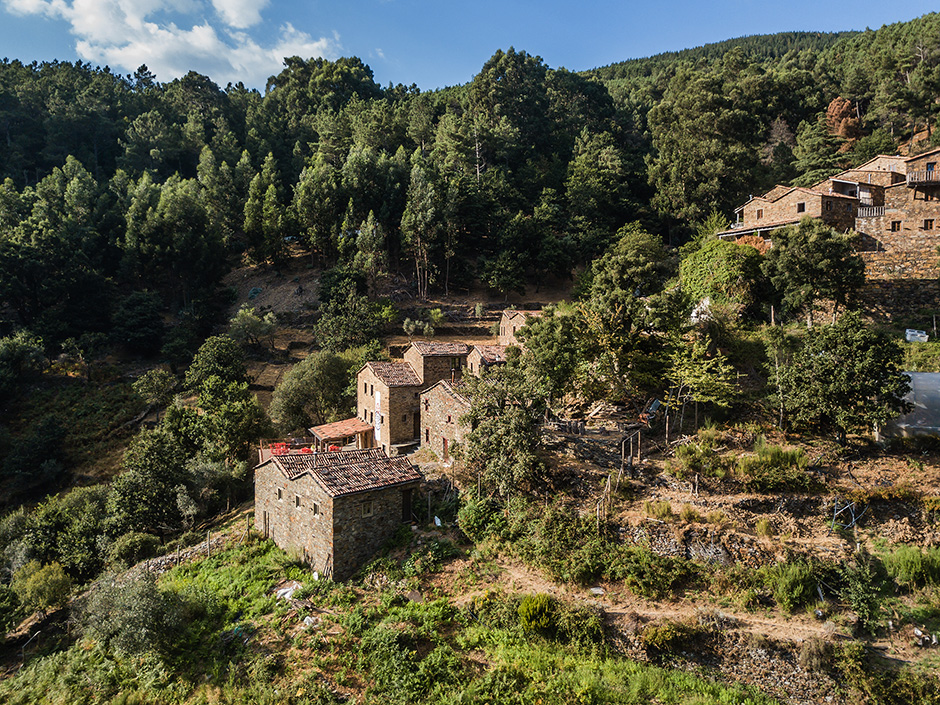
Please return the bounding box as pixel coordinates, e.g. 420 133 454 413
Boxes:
402 538 459 576
841 556 884 636
80 571 184 656
457 495 506 542
12 561 72 616
737 437 816 492
0 583 21 632
755 518 774 537
555 602 605 650
707 510 729 527
883 545 940 589
518 593 557 635
679 504 701 523
669 440 729 480
108 532 161 566
643 500 674 520
640 619 704 655
767 561 816 613
608 546 695 599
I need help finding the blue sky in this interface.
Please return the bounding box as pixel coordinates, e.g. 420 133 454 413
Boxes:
0 0 936 91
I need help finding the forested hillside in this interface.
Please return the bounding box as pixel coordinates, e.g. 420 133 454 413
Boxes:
1 15 938 338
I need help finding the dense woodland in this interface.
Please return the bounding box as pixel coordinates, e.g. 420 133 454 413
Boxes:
1 12 940 704
1 14 939 349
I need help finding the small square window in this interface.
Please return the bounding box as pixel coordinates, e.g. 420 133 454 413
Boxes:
796 202 805 213
312 502 319 516
363 381 367 394
295 495 301 508
370 384 374 396
361 501 373 518
925 219 934 231
756 209 763 220
277 488 283 500
891 221 902 232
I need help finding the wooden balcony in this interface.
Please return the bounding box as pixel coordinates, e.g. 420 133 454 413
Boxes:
857 206 885 218
907 170 940 185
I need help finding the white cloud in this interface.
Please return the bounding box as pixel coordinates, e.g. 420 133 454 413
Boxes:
1 0 338 88
210 0 267 29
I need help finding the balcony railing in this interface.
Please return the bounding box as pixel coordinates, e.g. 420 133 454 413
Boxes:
907 170 940 185
730 222 745 229
857 206 885 218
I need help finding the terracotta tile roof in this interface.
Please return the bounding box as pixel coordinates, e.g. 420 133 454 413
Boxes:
473 344 508 364
309 417 374 441
267 448 422 496
410 341 471 356
366 361 421 387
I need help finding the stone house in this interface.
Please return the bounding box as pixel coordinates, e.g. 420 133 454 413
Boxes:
467 344 508 375
254 447 422 580
356 342 470 455
498 310 542 347
419 380 471 461
717 149 940 313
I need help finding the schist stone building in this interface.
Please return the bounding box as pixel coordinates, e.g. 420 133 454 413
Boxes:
497 310 543 347
356 341 470 455
718 148 940 313
254 447 421 580
419 380 470 461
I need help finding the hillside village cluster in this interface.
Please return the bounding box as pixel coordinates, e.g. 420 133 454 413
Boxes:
254 310 536 578
255 150 940 580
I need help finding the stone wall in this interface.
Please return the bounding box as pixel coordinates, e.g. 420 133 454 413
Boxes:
332 484 416 580
855 183 940 255
404 346 466 386
420 383 469 460
859 277 940 322
254 465 335 576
